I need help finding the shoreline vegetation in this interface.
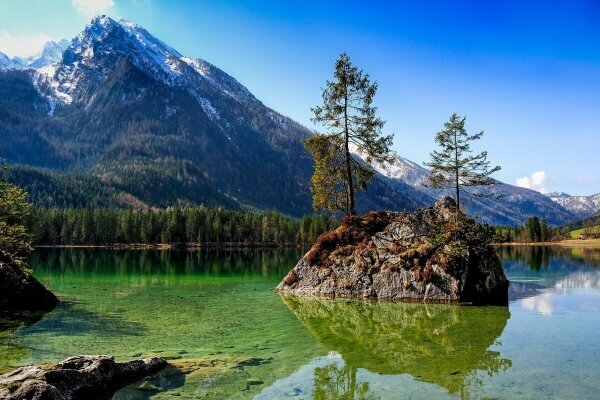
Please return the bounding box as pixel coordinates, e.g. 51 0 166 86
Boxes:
496 239 600 247
27 207 337 248
28 206 600 250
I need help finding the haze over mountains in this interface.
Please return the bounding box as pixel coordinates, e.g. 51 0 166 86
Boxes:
0 39 69 70
0 16 596 225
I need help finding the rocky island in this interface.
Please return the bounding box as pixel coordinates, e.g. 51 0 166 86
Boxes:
278 198 509 305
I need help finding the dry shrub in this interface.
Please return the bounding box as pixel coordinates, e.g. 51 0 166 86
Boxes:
306 211 392 267
283 269 298 286
421 261 433 282
306 230 339 267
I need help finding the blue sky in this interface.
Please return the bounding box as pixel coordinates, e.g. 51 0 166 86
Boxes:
1 0 599 195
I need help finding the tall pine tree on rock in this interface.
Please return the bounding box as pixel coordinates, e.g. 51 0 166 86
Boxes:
305 52 395 216
425 113 501 221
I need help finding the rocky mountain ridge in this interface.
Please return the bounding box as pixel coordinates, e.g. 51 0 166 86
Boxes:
0 15 579 225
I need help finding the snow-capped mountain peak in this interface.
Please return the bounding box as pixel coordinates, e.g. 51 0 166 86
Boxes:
0 39 68 70
545 192 600 218
33 15 256 117
371 153 429 187
63 15 183 78
28 39 70 69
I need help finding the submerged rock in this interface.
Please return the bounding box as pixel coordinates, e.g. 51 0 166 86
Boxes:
0 355 167 400
278 197 509 305
0 262 58 311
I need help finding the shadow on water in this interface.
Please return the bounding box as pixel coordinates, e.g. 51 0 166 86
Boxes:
0 311 47 373
113 365 187 400
21 300 147 337
282 297 511 397
0 301 147 373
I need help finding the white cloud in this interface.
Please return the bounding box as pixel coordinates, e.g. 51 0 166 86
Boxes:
516 171 551 193
521 293 555 316
0 31 54 58
71 0 115 17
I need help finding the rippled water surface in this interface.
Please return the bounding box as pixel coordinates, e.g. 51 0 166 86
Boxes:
1 246 600 399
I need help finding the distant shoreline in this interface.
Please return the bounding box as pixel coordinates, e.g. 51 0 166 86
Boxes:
496 239 600 247
35 243 310 250
35 239 600 250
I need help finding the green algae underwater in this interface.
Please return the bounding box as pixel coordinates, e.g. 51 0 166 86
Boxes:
1 246 600 399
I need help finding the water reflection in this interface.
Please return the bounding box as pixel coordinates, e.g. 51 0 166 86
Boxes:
279 297 511 396
312 362 377 400
31 247 303 278
500 246 600 317
499 246 600 272
3 246 599 398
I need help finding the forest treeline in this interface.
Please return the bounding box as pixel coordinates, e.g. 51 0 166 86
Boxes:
494 216 565 243
28 207 338 246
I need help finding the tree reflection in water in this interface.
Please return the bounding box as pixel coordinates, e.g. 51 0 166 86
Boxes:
498 246 600 271
284 297 511 398
313 363 376 400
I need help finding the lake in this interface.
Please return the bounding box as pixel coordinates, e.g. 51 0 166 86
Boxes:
1 246 600 399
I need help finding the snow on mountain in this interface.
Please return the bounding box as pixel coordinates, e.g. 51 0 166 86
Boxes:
545 192 600 218
0 40 68 70
33 15 257 123
27 39 70 68
371 153 429 187
364 151 575 225
0 52 15 69
180 57 255 103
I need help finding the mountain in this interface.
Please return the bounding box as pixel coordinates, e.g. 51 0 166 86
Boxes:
27 39 70 68
0 16 576 225
0 39 69 70
0 15 423 216
545 192 600 219
371 154 575 225
0 52 15 69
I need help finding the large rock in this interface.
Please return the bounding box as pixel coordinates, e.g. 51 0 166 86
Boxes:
0 355 167 400
278 197 509 305
0 262 58 311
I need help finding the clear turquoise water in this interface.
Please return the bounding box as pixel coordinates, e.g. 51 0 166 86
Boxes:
1 246 600 399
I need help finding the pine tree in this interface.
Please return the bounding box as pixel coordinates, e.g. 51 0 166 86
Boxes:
0 163 33 270
540 218 550 242
425 113 501 215
307 52 394 216
526 217 542 242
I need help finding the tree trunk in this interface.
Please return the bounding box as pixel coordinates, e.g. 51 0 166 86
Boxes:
343 76 356 216
455 173 460 211
454 130 460 212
